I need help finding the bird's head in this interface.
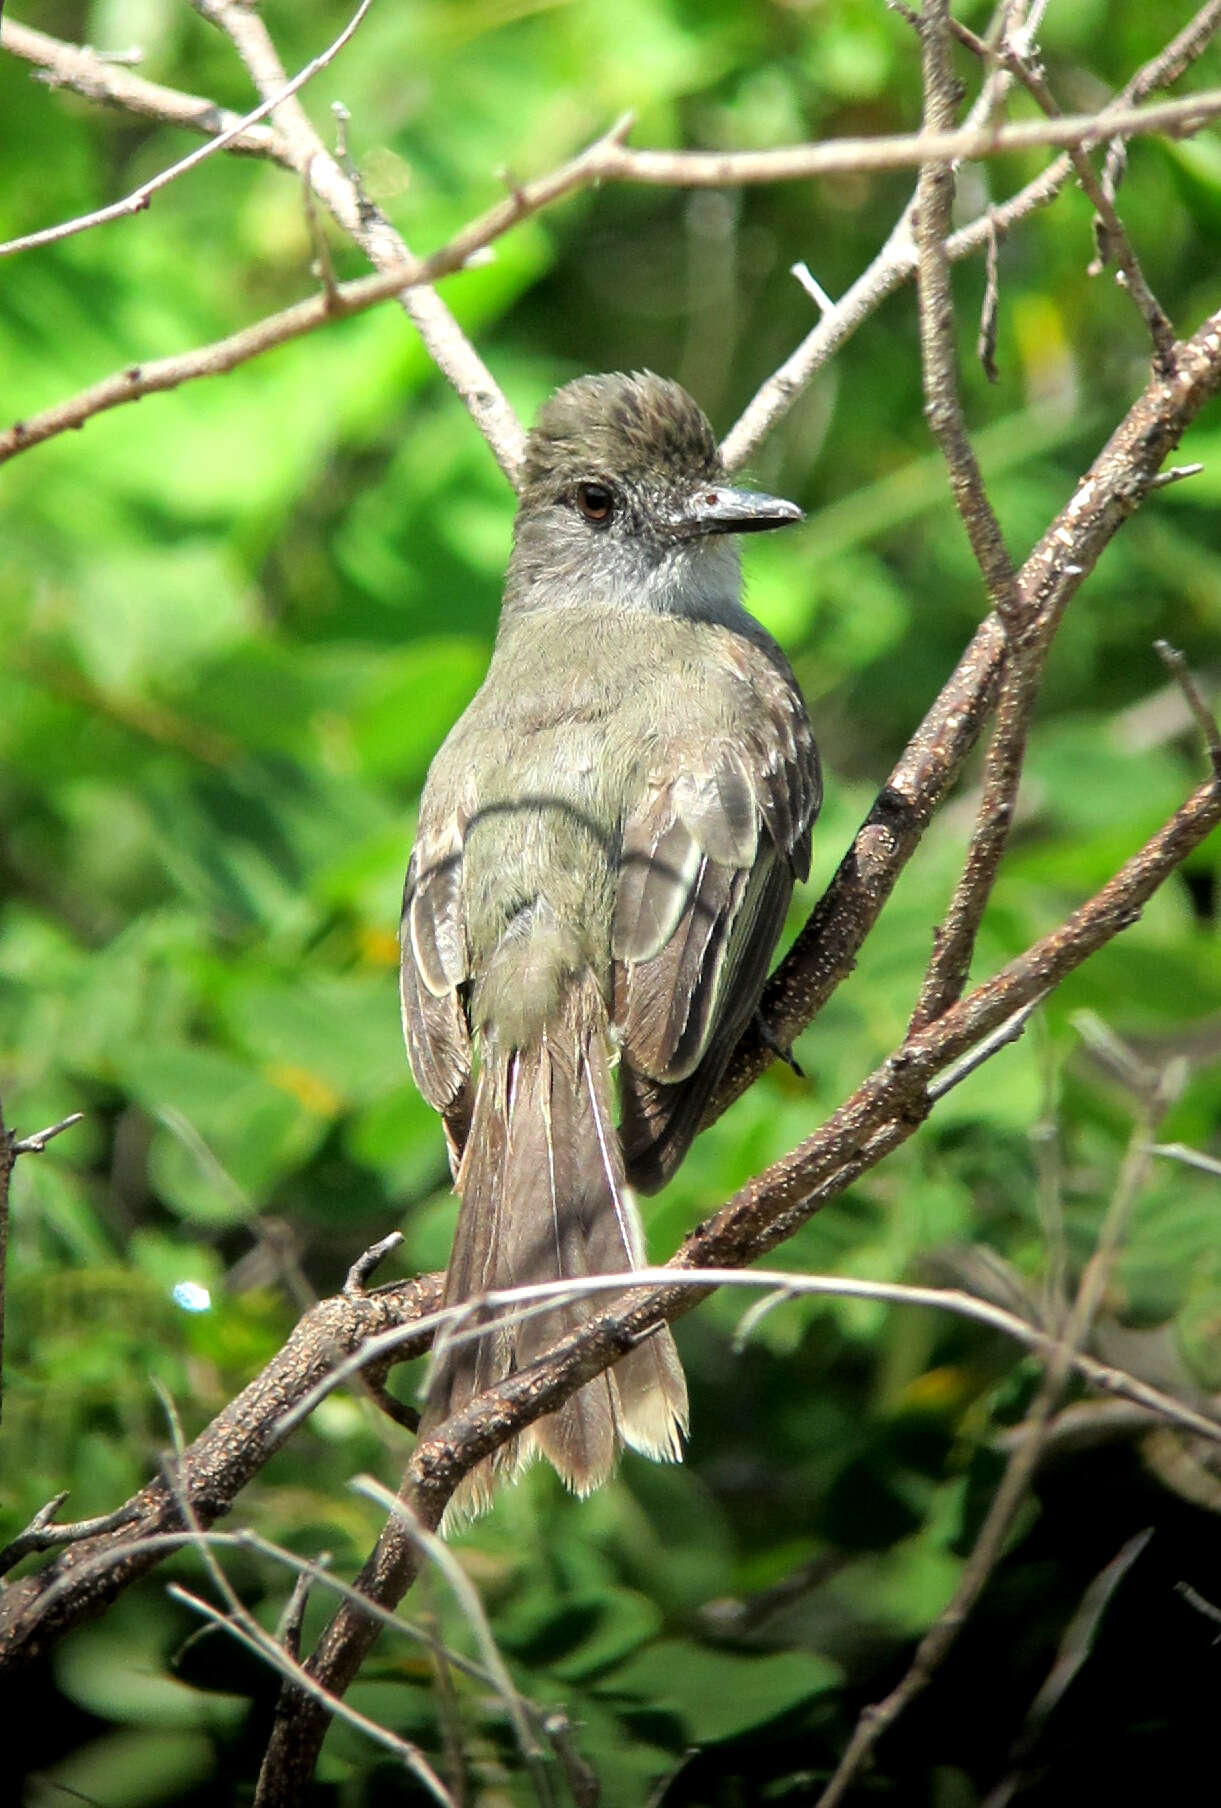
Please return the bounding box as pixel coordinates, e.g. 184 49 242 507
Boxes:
505 371 801 619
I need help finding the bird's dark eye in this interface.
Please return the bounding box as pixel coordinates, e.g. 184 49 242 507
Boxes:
575 481 614 526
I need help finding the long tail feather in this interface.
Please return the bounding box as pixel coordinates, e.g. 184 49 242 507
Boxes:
423 972 688 1522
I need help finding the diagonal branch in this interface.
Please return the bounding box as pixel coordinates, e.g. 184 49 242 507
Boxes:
189 0 527 480
713 297 1221 1112
0 115 635 469
0 1265 442 1669
5 8 1220 478
253 759 1221 1803
907 0 1035 1030
0 1 374 259
815 1064 1181 1807
721 0 1221 466
913 0 1022 625
0 18 292 162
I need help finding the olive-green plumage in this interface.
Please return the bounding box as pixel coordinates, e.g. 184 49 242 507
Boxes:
401 372 820 1517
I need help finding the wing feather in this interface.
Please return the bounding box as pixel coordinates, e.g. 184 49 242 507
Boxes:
613 669 820 1189
400 825 473 1161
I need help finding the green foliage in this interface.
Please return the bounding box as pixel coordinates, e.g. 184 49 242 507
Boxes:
3 2 1221 1803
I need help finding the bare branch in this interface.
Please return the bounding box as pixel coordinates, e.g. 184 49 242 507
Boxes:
276 1263 1221 1454
7 8 1219 479
0 2 374 260
816 1078 1177 1807
716 300 1221 1115
915 0 1023 624
172 1581 456 1805
190 0 527 481
0 1270 442 1668
255 761 1221 1800
902 3 1051 1036
980 35 1176 366
9 1111 85 1154
0 18 292 163
0 116 634 469
722 3 1221 466
1155 639 1221 773
590 91 1221 187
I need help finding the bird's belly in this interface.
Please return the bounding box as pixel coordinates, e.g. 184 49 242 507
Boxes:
463 742 617 973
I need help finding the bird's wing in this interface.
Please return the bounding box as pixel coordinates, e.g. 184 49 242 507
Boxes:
613 677 819 1083
400 810 473 1168
612 667 819 1189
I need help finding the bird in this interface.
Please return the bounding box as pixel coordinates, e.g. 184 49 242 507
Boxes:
400 371 821 1517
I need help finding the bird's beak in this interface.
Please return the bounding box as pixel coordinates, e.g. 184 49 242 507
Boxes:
668 484 803 538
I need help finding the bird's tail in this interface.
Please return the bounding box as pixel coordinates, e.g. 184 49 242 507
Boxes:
423 969 688 1522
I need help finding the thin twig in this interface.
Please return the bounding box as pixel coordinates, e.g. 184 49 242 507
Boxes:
977 209 1002 382
925 995 1046 1099
0 1497 139 1580
904 0 1046 1030
0 1270 443 1666
815 1079 1177 1807
981 1527 1154 1807
722 2 1221 466
350 1477 545 1768
303 1264 1221 1451
915 0 1023 622
10 1111 85 1154
264 865 1221 1799
6 18 1220 477
980 34 1176 366
0 18 293 162
0 2 374 259
190 0 528 481
171 1583 457 1804
0 1103 85 1428
1154 639 1221 773
1146 1141 1221 1181
0 116 632 469
155 1385 457 1808
717 299 1221 1113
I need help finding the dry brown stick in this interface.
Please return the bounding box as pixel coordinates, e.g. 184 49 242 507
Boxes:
722 0 1221 467
155 1402 458 1807
910 658 1041 1029
8 13 1216 192
0 18 292 163
915 0 1023 624
189 0 527 481
814 1074 1179 1808
0 115 635 469
5 20 1219 476
723 0 1037 471
715 297 1221 1113
253 762 1221 1804
0 1 373 259
605 90 1221 184
980 31 1176 366
9 1247 1216 1679
279 1260 1221 1457
0 1265 443 1670
906 0 1031 1029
